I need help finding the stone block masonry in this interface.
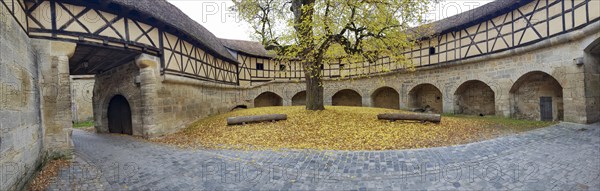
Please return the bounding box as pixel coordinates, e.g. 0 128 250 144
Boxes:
70 76 95 123
2 7 75 191
243 24 600 124
1 5 43 190
1 0 599 190
89 20 600 140
36 40 76 159
93 61 143 136
93 54 250 138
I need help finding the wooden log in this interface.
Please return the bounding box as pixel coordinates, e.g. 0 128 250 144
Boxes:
227 114 287 125
377 113 441 123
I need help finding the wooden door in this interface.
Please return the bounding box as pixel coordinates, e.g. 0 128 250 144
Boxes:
108 95 133 135
540 97 553 121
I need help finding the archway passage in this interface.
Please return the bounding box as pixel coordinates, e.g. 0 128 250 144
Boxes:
254 92 283 107
591 51 600 123
332 89 362 106
408 84 443 113
510 71 563 121
108 95 133 135
231 105 248 111
372 87 400 109
454 80 495 115
584 38 600 123
292 91 306 106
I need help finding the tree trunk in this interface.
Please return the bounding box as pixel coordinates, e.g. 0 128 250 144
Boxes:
292 0 321 110
377 113 442 123
305 69 324 110
227 114 287 125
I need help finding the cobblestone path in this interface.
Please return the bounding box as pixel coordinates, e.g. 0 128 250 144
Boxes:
48 122 600 190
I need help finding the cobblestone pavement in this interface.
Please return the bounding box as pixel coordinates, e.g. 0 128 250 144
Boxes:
48 122 600 190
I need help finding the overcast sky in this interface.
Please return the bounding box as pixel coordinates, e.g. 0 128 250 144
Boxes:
167 0 493 41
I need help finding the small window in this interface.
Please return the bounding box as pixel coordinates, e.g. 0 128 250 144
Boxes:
279 64 286 71
429 47 436 55
339 64 345 68
320 64 324 70
256 63 264 70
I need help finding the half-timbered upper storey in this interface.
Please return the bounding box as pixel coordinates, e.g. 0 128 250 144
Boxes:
1 0 599 86
225 0 600 85
2 0 239 85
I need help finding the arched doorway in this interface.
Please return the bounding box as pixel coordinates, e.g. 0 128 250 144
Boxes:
107 95 133 135
292 91 306 106
231 105 248 111
254 92 283 107
510 71 563 121
371 87 400 109
408 84 443 113
454 80 495 115
332 89 362 106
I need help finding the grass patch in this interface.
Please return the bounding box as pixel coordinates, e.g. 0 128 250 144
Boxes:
153 106 556 150
73 121 94 128
442 113 556 132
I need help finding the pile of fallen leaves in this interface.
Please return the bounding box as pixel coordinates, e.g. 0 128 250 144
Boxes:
153 106 555 150
27 159 70 191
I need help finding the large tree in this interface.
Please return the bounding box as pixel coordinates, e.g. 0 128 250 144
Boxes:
233 0 432 110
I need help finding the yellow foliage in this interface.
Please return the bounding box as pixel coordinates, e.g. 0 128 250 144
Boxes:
152 106 555 151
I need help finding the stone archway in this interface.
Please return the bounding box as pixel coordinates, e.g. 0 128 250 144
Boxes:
371 87 400 109
454 80 495 115
254 92 283 107
408 84 443 113
292 91 306 106
510 71 563 121
584 37 600 123
107 95 133 135
332 89 362 106
231 105 248 111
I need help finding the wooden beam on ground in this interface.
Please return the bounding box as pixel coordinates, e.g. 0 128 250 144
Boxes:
227 114 287 125
377 113 442 123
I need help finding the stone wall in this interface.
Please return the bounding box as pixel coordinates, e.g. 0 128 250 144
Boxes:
92 55 249 138
332 89 362 106
454 80 496 115
93 61 144 136
153 75 249 136
242 25 600 123
85 14 600 141
84 21 600 141
34 40 76 160
408 84 444 113
291 91 306 106
0 6 42 189
372 87 400 109
584 39 600 123
0 1 597 190
1 11 75 189
510 72 564 121
70 76 94 122
254 92 283 107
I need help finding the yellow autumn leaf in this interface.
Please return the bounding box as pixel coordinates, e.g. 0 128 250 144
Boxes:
152 106 555 151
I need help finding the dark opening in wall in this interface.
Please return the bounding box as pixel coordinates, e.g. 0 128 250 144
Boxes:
429 47 436 55
339 64 345 68
231 105 248 111
279 64 286 71
320 64 324 70
256 63 264 70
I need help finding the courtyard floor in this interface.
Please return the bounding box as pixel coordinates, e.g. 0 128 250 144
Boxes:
47 122 600 190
